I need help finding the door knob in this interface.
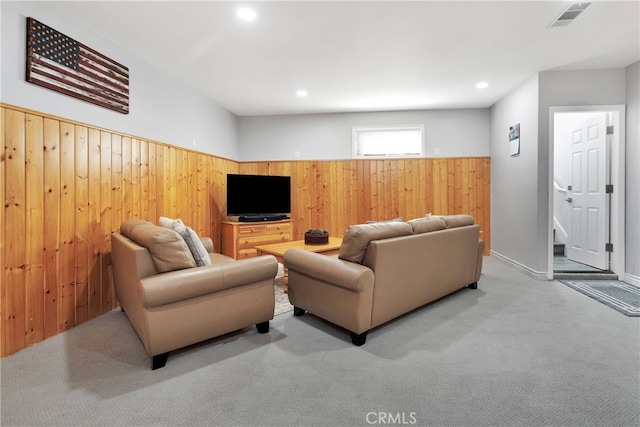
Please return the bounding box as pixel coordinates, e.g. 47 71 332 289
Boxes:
565 197 573 203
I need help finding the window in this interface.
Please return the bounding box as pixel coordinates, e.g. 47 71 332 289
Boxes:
352 125 425 158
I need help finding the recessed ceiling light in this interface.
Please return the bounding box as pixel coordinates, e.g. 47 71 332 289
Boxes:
476 82 488 89
296 90 308 97
237 7 257 22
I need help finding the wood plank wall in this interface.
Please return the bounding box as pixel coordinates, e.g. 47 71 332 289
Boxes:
239 159 490 249
1 104 490 357
1 105 238 357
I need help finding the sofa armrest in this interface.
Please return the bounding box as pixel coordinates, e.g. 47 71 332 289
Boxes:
140 255 278 308
199 237 214 253
284 249 374 293
476 239 485 282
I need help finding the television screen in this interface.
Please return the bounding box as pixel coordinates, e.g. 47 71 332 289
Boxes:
227 174 291 219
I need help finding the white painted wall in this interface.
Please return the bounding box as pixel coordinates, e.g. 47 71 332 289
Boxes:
489 75 542 276
625 61 640 281
238 109 490 161
1 1 239 159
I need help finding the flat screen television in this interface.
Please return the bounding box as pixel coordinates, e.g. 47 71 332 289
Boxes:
226 174 291 222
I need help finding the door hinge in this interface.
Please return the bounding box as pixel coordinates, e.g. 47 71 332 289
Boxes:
606 184 614 194
606 126 614 135
605 243 613 252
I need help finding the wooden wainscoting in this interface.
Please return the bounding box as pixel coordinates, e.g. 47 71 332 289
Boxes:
1 105 238 357
239 158 490 251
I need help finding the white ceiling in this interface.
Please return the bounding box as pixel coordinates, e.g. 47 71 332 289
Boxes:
44 1 640 116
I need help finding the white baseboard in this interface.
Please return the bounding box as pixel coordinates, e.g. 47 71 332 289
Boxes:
490 250 640 285
622 273 640 287
489 250 550 280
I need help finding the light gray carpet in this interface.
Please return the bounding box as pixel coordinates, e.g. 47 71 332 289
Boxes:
558 279 640 316
1 257 639 427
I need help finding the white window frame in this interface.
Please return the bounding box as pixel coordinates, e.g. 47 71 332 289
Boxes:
352 124 425 159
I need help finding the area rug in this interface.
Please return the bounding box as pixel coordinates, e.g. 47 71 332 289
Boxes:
558 280 640 317
274 263 293 316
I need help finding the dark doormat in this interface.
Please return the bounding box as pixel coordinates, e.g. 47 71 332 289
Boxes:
558 280 640 317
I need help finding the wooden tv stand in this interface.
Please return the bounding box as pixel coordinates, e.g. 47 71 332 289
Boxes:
221 219 292 259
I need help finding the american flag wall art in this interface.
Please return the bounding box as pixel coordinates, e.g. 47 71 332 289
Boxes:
26 17 130 114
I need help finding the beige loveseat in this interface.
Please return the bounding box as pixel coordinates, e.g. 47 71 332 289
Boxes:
284 215 484 345
110 219 278 369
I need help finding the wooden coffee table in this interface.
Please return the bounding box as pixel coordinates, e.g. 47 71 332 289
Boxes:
255 237 343 292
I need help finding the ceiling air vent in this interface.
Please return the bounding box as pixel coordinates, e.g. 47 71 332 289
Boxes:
549 2 591 28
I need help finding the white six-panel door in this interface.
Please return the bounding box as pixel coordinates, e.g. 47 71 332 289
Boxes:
566 112 609 270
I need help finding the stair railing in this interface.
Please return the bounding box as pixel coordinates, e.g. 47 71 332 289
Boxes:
553 179 569 244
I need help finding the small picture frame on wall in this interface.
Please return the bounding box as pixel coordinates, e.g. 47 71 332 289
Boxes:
509 123 520 156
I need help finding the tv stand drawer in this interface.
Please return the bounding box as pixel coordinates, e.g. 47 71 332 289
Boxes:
221 220 292 259
238 222 290 235
238 233 291 250
238 224 268 235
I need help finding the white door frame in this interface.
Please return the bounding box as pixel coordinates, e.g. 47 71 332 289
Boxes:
548 105 626 280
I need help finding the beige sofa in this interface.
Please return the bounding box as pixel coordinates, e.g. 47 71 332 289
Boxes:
284 215 484 345
110 219 278 369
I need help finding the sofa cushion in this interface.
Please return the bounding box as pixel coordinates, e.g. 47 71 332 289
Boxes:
120 218 154 236
174 224 212 267
209 252 235 264
158 216 212 267
120 219 196 273
407 216 446 234
365 216 403 224
158 216 181 229
442 214 475 228
339 221 413 264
